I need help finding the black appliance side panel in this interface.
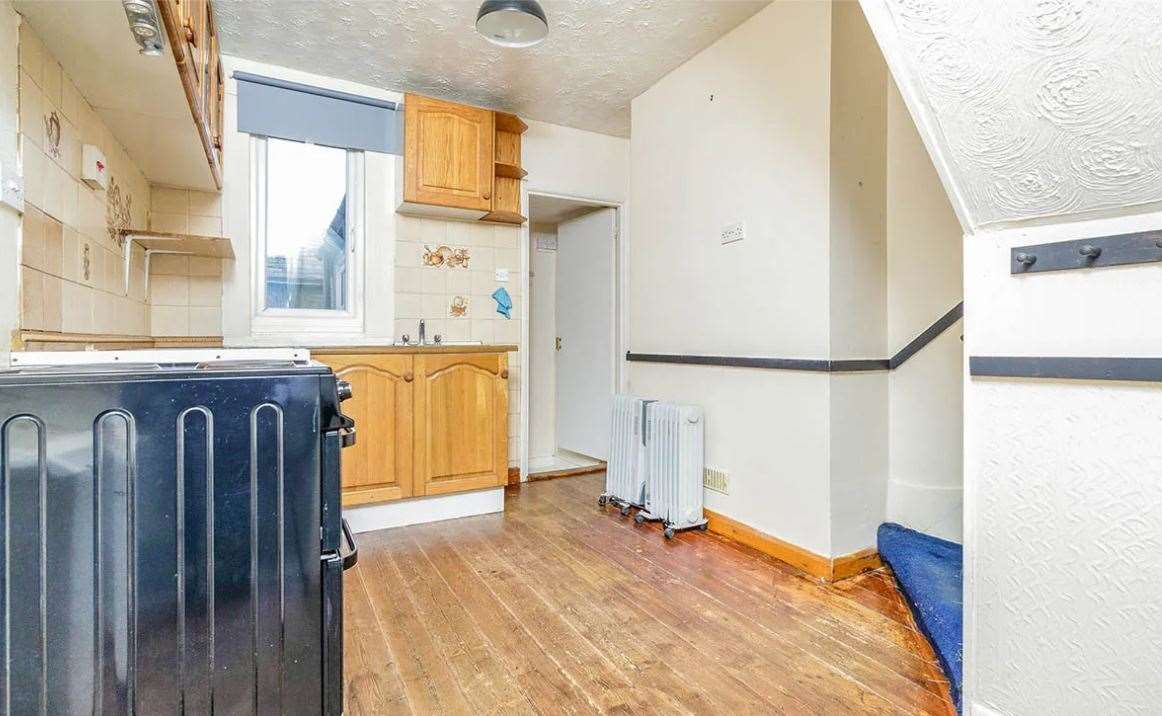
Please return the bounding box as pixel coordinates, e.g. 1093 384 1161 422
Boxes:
0 373 325 715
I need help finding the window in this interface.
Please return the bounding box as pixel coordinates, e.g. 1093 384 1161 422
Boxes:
253 137 364 332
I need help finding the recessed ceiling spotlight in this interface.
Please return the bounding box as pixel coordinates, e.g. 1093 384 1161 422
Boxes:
475 0 548 48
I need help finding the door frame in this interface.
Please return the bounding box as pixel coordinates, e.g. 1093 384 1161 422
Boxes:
520 187 628 481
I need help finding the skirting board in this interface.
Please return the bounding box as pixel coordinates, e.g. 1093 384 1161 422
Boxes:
344 487 504 534
704 508 882 582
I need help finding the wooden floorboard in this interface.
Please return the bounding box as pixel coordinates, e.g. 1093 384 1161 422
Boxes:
345 473 956 715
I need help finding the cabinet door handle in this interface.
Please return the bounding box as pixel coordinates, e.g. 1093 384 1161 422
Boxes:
403 372 414 382
483 191 491 200
184 18 197 46
500 369 509 379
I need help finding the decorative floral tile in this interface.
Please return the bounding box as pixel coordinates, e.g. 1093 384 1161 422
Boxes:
106 176 132 247
43 111 61 159
448 295 469 318
423 244 470 269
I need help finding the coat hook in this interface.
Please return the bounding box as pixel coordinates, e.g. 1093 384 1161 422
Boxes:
1079 244 1102 259
1015 252 1037 266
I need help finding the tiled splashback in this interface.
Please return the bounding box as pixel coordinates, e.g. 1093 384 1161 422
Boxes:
18 22 151 335
17 23 226 339
395 214 523 463
148 188 224 336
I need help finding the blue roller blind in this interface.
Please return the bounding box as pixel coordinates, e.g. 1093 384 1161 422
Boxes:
234 71 402 154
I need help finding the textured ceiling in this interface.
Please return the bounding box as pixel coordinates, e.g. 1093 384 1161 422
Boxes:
212 0 770 137
868 0 1162 229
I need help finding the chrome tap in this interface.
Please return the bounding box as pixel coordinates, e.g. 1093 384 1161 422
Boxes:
419 319 426 345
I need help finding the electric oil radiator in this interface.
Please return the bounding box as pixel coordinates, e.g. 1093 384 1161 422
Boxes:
601 395 708 539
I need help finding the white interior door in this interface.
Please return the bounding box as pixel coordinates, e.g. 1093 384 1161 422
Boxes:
555 208 616 461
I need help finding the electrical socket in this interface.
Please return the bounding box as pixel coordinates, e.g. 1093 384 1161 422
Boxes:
721 221 746 244
0 161 24 215
703 466 729 494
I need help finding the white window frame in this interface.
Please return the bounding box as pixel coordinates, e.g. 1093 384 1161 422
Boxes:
250 136 366 335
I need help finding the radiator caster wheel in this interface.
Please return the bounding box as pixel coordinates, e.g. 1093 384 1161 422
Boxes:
698 523 709 531
664 527 676 540
620 505 630 517
634 513 646 525
597 496 607 507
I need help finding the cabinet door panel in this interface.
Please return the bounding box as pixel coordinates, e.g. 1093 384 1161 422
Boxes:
404 94 494 211
414 353 507 495
319 354 414 505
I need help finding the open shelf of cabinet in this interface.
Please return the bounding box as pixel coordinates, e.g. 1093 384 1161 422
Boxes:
481 211 527 225
495 162 528 180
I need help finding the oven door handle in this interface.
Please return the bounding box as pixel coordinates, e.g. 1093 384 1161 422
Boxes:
340 518 359 570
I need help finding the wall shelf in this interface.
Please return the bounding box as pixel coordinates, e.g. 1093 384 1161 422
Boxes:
482 211 527 226
495 112 528 134
119 228 234 293
495 162 528 180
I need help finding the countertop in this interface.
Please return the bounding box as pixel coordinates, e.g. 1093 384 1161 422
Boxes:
310 344 517 355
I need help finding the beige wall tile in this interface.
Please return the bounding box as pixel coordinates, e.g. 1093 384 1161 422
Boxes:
188 214 222 236
150 305 188 336
150 212 188 234
18 22 44 84
443 320 470 342
21 205 45 270
60 280 92 333
494 319 520 344
22 141 45 209
150 187 188 214
492 226 520 249
61 76 84 126
395 266 421 293
102 248 120 294
18 71 42 144
470 319 494 343
418 219 447 245
188 276 221 307
495 248 519 271
421 294 445 318
420 268 446 294
471 247 495 271
470 270 497 295
188 257 223 277
41 58 62 108
188 307 222 336
446 270 470 294
151 254 189 275
396 293 421 319
395 241 423 268
61 228 80 282
21 267 43 330
187 190 222 218
43 216 63 276
151 275 189 306
42 274 62 332
92 290 118 334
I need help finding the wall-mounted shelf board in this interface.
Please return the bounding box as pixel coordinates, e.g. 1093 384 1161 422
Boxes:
495 113 528 134
495 162 528 180
119 228 234 293
482 211 526 225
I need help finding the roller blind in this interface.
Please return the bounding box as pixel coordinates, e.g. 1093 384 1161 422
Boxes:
234 71 402 154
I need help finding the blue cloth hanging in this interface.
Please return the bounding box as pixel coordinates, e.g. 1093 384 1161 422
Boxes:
491 287 513 319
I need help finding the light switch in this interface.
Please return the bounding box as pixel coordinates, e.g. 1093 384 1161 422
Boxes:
495 268 509 282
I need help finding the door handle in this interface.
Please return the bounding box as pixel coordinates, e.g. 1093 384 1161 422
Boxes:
340 519 359 570
555 337 562 351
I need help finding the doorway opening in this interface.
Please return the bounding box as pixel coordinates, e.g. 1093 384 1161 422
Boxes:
526 193 620 480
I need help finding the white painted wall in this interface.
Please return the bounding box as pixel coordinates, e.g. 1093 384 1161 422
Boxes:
528 224 557 461
827 0 889 557
862 1 1162 712
628 0 836 556
0 2 20 360
885 81 964 543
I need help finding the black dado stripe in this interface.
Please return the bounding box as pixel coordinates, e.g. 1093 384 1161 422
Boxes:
970 356 1162 382
889 302 964 369
626 302 963 373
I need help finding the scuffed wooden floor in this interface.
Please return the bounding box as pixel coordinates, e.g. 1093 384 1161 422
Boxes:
343 473 956 715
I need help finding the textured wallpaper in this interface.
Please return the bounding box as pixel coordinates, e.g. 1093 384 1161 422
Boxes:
879 0 1162 228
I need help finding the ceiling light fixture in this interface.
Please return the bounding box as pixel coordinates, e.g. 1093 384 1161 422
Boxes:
475 0 548 48
121 0 166 56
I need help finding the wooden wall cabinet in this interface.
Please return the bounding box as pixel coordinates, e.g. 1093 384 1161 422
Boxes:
158 0 226 187
315 351 509 505
398 94 528 225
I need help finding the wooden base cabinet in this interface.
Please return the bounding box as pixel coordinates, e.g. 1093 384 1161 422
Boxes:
315 351 508 506
413 353 509 496
323 354 415 505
